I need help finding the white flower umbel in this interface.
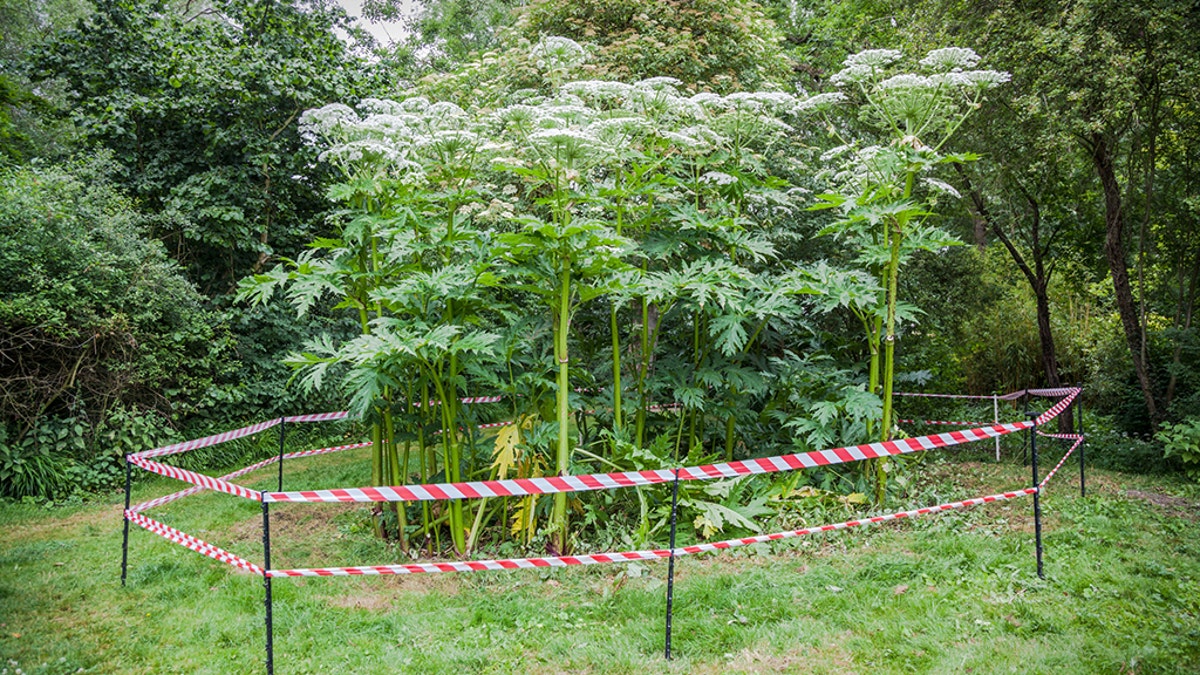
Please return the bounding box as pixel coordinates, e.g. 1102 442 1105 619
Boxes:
796 92 847 112
700 171 738 185
919 47 981 72
424 101 469 126
922 177 962 199
959 70 1011 89
844 49 903 68
357 98 408 116
635 76 685 92
830 64 873 87
531 36 588 71
561 80 634 104
299 104 359 145
399 97 431 113
878 74 936 90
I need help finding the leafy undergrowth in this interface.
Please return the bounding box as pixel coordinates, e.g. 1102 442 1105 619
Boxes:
1 450 1199 674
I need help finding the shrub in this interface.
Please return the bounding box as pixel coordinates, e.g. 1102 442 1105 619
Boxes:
0 155 225 496
1155 418 1200 481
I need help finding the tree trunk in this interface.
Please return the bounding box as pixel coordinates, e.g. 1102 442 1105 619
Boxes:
956 165 1071 429
1091 133 1158 422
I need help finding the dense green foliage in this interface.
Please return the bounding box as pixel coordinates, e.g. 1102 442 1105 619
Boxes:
0 157 215 497
32 0 377 292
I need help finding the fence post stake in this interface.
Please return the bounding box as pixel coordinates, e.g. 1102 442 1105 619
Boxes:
263 500 274 675
664 467 680 661
1077 384 1085 498
1028 410 1044 579
993 394 1000 461
277 418 286 493
121 458 132 586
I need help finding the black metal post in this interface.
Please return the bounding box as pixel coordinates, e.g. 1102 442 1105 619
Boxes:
262 500 274 675
1077 383 1086 498
664 468 680 661
277 419 286 493
1021 391 1031 465
121 458 132 586
1028 410 1044 579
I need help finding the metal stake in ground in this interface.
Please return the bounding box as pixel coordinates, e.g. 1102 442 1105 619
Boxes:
993 394 1000 461
664 467 680 661
277 418 286 493
1077 383 1086 498
121 458 132 586
1027 410 1044 579
262 501 274 675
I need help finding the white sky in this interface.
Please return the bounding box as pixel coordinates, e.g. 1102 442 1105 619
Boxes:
336 0 419 46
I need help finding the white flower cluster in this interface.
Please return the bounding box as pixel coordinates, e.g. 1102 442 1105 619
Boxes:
845 49 903 68
919 47 980 71
878 73 934 90
795 92 847 112
531 36 588 71
700 171 738 185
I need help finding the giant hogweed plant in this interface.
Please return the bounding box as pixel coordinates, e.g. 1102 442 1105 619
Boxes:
239 38 1006 550
240 97 504 552
807 47 1009 502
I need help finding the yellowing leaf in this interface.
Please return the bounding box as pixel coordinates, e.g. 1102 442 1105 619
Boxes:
839 492 867 506
490 423 521 479
511 495 538 540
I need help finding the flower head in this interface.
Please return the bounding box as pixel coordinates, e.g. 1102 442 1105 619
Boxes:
844 49 903 68
919 47 980 71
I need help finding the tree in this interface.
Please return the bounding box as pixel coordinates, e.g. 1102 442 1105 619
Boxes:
34 0 378 292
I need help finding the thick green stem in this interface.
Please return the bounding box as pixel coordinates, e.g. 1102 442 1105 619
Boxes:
635 294 650 449
553 258 572 554
610 304 623 431
724 415 736 461
428 370 466 554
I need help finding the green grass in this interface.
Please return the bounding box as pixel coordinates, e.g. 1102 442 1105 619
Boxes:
2 447 1199 674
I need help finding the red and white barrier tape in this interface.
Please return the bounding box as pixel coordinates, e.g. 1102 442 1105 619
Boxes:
132 418 282 460
265 487 1038 578
263 421 1031 504
260 389 1075 504
130 389 1077 508
130 441 373 513
126 510 264 575
129 456 261 502
898 419 993 427
893 392 996 400
283 411 351 424
1037 434 1084 489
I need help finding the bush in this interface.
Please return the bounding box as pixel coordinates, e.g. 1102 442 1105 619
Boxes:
0 155 227 497
1155 418 1200 482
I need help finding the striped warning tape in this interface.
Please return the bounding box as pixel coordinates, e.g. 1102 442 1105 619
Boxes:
894 392 996 400
261 387 1077 504
257 389 1070 503
1037 434 1084 489
132 418 282 460
126 510 264 575
283 411 351 424
129 456 261 502
262 420 1032 504
264 487 1039 578
130 441 373 513
898 419 993 427
130 389 1077 508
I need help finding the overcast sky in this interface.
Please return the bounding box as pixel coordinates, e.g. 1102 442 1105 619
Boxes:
335 0 418 46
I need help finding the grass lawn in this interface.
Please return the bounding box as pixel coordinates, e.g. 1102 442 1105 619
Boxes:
2 446 1199 674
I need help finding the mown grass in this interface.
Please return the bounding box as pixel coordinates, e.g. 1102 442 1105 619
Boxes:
2 445 1199 674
